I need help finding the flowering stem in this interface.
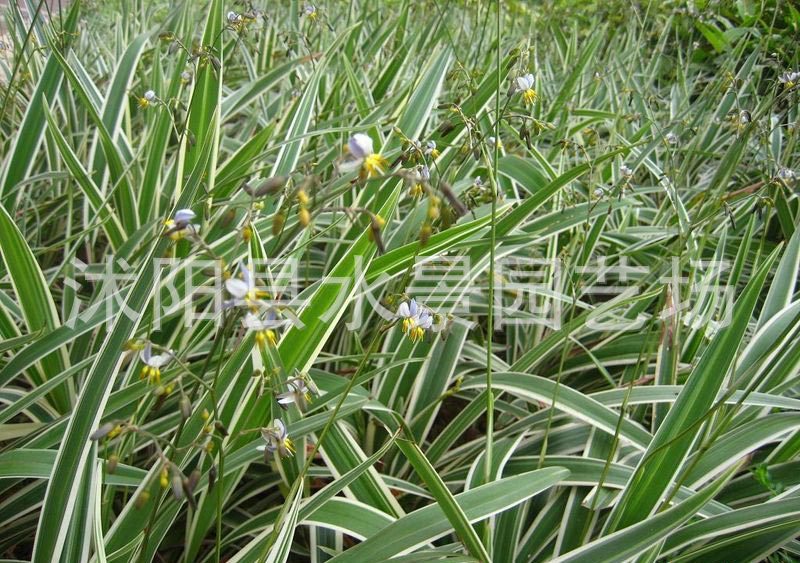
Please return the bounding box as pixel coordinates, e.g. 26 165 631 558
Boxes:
258 324 387 561
480 0 502 553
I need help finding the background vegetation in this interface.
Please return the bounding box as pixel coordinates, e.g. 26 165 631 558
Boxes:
1 0 800 561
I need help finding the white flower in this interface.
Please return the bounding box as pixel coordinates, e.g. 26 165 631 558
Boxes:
397 299 434 343
277 376 315 410
164 209 199 241
620 164 633 178
227 11 241 23
488 136 503 149
777 167 797 182
474 176 483 187
173 208 196 226
515 74 535 92
139 343 173 384
180 71 193 83
349 133 374 159
224 263 267 311
344 134 387 178
304 4 317 16
144 90 156 101
243 311 280 347
779 70 800 86
739 110 751 124
593 187 605 198
257 419 295 458
665 132 678 145
419 165 430 182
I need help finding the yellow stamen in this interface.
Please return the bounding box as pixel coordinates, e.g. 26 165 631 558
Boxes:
363 153 388 178
410 326 425 343
523 88 537 105
255 329 278 348
284 438 296 455
138 98 150 109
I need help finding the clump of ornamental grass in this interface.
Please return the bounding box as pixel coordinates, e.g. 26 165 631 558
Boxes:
2 2 800 563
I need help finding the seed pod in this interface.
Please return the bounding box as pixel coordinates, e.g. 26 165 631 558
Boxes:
182 479 197 509
437 120 455 135
243 176 288 197
208 465 217 492
369 218 386 254
214 421 229 437
186 469 201 494
440 182 468 217
90 422 116 441
180 395 192 420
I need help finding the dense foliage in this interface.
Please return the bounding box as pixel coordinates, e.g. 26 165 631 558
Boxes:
1 0 800 561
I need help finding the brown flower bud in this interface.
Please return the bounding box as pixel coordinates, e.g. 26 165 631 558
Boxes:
243 176 289 197
440 182 468 217
214 421 229 437
208 465 217 492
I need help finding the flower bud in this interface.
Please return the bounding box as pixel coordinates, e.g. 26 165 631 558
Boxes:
272 212 286 236
298 207 311 227
180 395 192 419
171 474 184 500
419 223 432 246
106 454 119 474
296 189 310 206
135 490 150 509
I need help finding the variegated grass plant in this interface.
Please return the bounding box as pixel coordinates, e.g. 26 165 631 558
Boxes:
1 1 799 561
